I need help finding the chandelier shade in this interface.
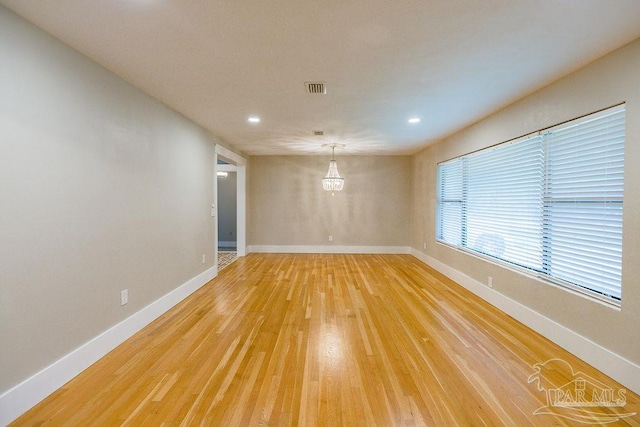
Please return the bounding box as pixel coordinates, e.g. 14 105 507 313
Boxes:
322 144 344 192
322 159 344 191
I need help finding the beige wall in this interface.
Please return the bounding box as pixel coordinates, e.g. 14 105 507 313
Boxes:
0 7 238 393
410 38 640 365
249 155 411 247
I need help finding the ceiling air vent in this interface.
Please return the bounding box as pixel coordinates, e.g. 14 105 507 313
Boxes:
305 81 327 94
313 130 324 136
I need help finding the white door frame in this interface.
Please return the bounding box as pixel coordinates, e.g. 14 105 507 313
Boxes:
215 145 247 257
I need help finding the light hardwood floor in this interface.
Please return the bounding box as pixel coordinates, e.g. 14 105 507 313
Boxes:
12 254 640 426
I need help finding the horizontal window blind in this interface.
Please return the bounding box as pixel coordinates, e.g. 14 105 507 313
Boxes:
436 104 625 301
436 158 463 246
543 106 625 299
465 136 545 271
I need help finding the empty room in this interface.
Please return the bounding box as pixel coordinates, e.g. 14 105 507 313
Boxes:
1 1 640 425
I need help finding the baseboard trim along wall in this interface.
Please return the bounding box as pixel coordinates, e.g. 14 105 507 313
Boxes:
0 266 218 426
409 248 640 395
248 245 411 254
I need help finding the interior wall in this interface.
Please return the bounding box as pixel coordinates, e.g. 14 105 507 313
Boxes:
217 172 237 246
0 6 227 394
248 155 411 247
410 38 640 366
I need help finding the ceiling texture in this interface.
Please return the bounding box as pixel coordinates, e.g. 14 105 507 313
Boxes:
2 1 640 155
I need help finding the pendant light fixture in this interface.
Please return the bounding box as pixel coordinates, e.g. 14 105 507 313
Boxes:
322 144 345 194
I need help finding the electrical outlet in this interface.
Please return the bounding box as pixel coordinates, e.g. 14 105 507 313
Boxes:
202 254 206 264
488 277 493 288
423 242 427 250
120 289 128 306
328 235 333 242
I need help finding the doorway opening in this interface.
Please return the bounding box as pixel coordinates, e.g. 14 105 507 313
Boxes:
217 165 237 270
214 145 246 273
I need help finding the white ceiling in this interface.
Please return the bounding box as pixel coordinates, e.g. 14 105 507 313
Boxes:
3 1 640 156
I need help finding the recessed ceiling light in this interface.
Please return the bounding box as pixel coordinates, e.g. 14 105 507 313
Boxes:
248 116 260 123
408 117 421 124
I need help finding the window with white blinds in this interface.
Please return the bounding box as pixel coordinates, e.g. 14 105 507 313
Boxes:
436 104 625 302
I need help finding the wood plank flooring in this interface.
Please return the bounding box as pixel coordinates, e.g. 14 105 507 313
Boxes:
11 254 640 426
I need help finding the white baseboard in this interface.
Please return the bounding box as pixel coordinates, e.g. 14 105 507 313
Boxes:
248 245 411 254
409 248 640 395
0 266 218 426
